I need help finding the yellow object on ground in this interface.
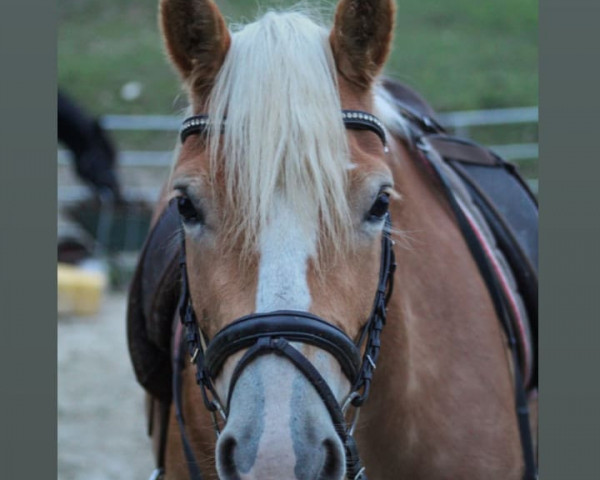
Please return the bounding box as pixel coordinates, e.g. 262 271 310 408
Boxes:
58 262 108 316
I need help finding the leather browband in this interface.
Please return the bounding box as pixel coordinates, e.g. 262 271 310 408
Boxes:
204 310 363 383
180 110 388 148
341 110 387 148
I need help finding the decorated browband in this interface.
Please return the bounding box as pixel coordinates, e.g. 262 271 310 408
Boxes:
180 110 388 150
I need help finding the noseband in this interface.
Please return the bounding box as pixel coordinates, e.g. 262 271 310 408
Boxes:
174 110 395 480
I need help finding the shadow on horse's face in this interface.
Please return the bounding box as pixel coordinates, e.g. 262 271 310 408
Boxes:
162 0 397 478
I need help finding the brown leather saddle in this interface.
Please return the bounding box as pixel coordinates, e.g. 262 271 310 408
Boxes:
127 78 538 404
127 201 180 402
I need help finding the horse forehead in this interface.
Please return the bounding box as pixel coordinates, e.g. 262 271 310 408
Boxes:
172 148 210 185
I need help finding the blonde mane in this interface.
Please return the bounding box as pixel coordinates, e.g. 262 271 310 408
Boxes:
206 10 352 256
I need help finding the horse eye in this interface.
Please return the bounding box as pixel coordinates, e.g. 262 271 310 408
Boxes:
177 196 203 225
368 192 390 220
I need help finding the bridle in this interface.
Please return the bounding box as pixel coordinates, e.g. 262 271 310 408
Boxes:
180 109 388 151
173 110 396 480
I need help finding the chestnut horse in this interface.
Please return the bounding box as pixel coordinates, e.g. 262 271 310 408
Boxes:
139 1 537 479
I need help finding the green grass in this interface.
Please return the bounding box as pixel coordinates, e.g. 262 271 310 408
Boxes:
59 1 183 116
387 0 537 110
58 0 538 160
59 0 537 114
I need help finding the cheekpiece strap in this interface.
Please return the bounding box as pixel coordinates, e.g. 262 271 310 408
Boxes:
351 214 396 407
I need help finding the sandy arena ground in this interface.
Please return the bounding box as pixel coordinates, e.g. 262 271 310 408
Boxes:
58 291 155 480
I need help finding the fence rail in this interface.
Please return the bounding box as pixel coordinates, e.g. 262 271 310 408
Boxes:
435 106 538 128
97 106 538 133
57 141 539 169
59 106 539 202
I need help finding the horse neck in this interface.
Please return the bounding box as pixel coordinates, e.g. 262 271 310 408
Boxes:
355 139 523 478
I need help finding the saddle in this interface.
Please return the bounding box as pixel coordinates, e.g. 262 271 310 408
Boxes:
127 202 180 402
126 78 538 404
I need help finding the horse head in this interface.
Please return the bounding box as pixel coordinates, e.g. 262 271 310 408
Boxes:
160 1 397 478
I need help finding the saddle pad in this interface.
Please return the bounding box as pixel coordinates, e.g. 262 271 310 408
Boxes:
380 78 538 388
424 135 538 389
428 135 538 272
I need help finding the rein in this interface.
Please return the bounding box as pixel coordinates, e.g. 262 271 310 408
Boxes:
167 110 395 480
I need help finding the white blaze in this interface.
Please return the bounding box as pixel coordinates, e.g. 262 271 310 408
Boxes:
255 195 315 312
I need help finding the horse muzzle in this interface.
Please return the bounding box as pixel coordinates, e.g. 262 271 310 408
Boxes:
205 311 361 480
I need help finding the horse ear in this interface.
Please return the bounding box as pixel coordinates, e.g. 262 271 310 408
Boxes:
159 0 231 96
330 0 396 89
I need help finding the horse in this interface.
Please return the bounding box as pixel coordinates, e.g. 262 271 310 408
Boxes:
127 1 538 479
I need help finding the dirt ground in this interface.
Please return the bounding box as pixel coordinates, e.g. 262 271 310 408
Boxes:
58 291 155 480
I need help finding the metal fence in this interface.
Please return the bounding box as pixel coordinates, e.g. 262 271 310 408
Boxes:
57 106 538 256
58 106 539 201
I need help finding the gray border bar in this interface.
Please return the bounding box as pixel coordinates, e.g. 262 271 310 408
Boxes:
0 0 57 476
540 1 600 478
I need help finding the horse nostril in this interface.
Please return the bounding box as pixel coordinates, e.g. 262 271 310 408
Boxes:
318 438 345 480
217 435 240 480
